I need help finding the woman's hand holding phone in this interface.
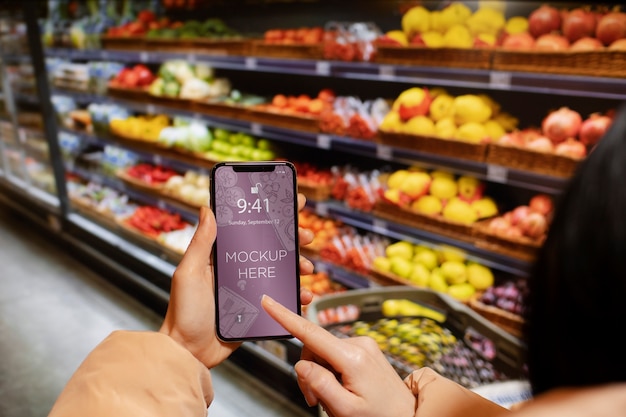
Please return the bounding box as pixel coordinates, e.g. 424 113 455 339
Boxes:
159 192 314 369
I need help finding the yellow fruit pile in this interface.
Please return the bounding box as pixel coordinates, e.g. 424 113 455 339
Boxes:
372 241 495 302
380 87 519 143
383 168 499 224
391 1 528 48
109 114 169 142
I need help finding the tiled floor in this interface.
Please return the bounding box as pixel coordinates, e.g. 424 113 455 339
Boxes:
0 203 311 417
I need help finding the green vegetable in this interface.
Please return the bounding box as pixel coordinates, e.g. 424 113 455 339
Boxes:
163 80 181 98
187 123 213 152
148 78 164 96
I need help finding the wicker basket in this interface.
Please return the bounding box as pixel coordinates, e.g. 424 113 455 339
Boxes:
373 200 475 244
486 143 580 178
469 298 524 338
191 99 250 120
246 106 320 132
251 40 325 60
473 219 543 262
100 35 146 50
147 95 193 110
378 131 488 162
143 37 195 52
193 38 252 56
297 181 332 202
107 84 150 102
375 45 493 70
492 49 626 78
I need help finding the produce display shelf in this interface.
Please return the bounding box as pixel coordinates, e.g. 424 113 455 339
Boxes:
67 165 199 225
52 88 569 195
0 170 61 211
44 47 626 100
310 199 532 278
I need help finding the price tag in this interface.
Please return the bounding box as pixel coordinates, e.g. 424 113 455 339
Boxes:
245 57 257 70
379 65 396 80
316 61 331 76
376 144 393 160
490 71 512 90
315 202 328 217
153 154 162 166
156 199 167 210
146 104 156 115
250 122 263 136
139 51 149 62
316 134 331 149
372 219 388 235
486 164 508 183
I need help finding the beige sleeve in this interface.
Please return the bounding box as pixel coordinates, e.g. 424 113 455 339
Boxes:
48 330 213 417
404 367 510 417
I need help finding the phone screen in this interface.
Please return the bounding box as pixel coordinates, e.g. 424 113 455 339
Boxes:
211 161 300 341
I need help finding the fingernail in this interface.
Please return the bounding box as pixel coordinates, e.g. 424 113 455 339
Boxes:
262 294 275 306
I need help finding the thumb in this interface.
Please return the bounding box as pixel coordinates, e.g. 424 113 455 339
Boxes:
294 360 348 409
176 206 216 277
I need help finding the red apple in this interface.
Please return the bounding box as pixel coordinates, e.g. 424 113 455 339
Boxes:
520 212 548 239
529 194 554 216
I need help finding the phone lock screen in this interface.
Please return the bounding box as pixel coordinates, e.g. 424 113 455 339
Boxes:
211 161 300 341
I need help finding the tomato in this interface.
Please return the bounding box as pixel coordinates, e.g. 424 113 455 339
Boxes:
133 65 154 87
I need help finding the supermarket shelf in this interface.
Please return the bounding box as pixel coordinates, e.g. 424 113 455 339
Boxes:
0 170 60 211
52 88 569 194
68 211 176 277
45 47 626 100
310 199 532 277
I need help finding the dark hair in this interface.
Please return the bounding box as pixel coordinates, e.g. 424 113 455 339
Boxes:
523 101 626 396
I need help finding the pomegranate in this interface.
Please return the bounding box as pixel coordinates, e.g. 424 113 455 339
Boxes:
501 32 536 50
526 136 554 153
579 113 613 146
609 38 626 50
596 12 626 45
489 216 512 235
570 36 604 51
535 33 570 51
528 4 562 38
562 8 598 43
511 205 532 226
554 138 587 159
529 194 554 216
498 132 525 147
520 212 548 239
542 107 583 143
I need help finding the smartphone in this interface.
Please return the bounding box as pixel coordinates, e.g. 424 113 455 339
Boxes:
210 161 300 342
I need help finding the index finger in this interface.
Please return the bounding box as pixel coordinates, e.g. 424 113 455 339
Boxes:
261 295 351 369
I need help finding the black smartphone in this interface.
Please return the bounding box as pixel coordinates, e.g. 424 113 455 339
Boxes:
210 161 300 342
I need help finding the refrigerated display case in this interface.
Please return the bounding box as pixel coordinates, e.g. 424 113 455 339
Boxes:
2 1 625 414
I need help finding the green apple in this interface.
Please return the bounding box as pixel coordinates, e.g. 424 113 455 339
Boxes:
257 138 272 150
413 249 438 271
440 260 467 285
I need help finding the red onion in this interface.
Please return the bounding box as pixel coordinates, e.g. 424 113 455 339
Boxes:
596 12 626 45
542 107 583 143
529 4 562 38
579 113 612 146
562 8 598 42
